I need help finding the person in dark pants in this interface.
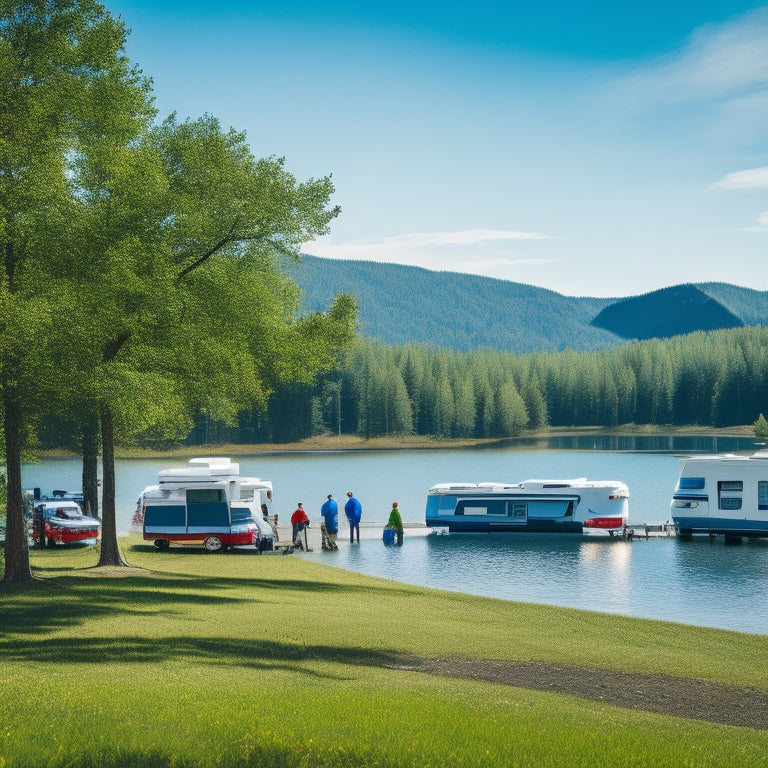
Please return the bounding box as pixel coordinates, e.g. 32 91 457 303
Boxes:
387 501 404 546
291 502 310 549
320 493 338 550
344 491 362 543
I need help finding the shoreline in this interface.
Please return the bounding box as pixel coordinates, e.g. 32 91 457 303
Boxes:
36 424 759 460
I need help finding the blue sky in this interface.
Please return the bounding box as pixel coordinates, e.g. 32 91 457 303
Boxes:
112 0 768 297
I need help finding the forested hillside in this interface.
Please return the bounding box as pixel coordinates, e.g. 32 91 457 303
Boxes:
282 255 622 352
285 255 768 351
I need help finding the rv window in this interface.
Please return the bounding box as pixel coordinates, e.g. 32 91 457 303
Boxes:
720 497 742 511
759 481 768 511
230 507 253 523
718 481 743 492
187 489 225 504
678 477 705 490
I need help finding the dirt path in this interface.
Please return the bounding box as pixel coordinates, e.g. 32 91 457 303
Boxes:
394 657 768 730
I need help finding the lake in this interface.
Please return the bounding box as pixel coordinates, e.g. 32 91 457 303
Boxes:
22 441 768 635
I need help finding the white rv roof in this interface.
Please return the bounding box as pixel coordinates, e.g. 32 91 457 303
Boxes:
158 457 240 485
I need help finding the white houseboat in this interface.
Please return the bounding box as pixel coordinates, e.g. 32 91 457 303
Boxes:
425 478 629 535
670 451 768 542
137 457 275 552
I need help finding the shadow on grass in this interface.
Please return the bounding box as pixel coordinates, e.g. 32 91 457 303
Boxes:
0 569 393 636
0 632 408 677
38 742 374 768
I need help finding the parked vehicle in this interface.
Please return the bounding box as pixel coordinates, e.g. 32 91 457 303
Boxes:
31 498 101 547
425 478 629 535
137 457 275 552
670 451 768 542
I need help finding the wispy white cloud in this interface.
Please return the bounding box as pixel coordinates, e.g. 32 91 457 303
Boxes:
305 228 554 260
617 7 768 104
302 229 557 280
712 166 768 189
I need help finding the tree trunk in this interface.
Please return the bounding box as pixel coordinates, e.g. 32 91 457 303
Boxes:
97 405 128 567
81 415 100 518
2 384 34 584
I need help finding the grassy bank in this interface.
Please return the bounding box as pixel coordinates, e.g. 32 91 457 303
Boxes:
1 538 766 767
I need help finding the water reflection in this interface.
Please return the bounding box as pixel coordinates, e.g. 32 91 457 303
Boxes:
490 434 765 454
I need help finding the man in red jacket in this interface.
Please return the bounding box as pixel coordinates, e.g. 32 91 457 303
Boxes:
291 502 310 550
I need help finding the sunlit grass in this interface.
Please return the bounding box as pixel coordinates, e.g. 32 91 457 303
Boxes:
0 537 766 767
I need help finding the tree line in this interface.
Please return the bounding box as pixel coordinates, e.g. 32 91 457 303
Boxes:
188 326 768 443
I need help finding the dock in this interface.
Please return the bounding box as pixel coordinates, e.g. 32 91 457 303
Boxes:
620 523 676 539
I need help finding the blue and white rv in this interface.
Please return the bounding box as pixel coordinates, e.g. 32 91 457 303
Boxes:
670 451 768 542
137 457 275 552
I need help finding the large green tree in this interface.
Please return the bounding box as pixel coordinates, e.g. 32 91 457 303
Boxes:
1 0 145 583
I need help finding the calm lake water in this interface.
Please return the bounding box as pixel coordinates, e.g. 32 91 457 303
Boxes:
22 438 768 636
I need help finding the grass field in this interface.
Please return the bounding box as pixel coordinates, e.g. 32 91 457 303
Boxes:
1 537 767 767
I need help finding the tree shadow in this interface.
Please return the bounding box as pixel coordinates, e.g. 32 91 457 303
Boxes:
0 632 409 680
0 570 399 635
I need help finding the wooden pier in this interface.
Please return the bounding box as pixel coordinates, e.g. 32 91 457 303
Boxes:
620 523 676 539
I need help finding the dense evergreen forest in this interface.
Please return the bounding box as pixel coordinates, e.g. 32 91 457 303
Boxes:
123 324 768 445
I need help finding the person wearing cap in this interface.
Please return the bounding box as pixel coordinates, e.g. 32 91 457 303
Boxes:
387 502 404 546
320 493 338 550
291 502 310 549
344 491 362 543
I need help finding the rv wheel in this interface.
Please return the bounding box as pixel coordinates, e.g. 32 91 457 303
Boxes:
46 537 57 548
203 536 224 552
153 539 170 550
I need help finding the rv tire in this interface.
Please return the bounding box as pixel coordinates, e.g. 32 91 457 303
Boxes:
204 536 224 552
153 539 170 550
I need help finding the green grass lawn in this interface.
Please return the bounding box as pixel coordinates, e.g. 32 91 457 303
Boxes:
1 537 766 767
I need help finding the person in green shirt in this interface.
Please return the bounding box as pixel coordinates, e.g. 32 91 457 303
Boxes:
387 502 403 546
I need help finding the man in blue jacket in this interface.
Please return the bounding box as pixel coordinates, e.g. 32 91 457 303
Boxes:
344 491 362 543
320 493 338 550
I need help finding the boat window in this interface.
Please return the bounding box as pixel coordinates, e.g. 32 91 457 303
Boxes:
456 499 506 516
678 477 705 490
509 503 527 520
718 480 742 511
759 481 768 511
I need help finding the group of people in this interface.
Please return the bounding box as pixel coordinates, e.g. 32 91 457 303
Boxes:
289 492 403 550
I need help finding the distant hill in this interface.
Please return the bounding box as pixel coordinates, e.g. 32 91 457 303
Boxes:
283 255 768 352
591 284 745 340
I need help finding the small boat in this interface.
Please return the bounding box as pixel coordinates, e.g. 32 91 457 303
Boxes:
30 492 101 547
425 478 629 534
137 457 276 552
670 451 768 542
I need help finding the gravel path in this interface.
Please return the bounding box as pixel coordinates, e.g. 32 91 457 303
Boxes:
394 657 768 730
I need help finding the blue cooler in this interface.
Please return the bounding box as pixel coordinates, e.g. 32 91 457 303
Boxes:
382 527 396 546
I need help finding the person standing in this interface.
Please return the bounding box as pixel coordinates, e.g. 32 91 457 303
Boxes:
387 501 404 546
291 502 310 550
345 491 362 543
320 493 339 550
